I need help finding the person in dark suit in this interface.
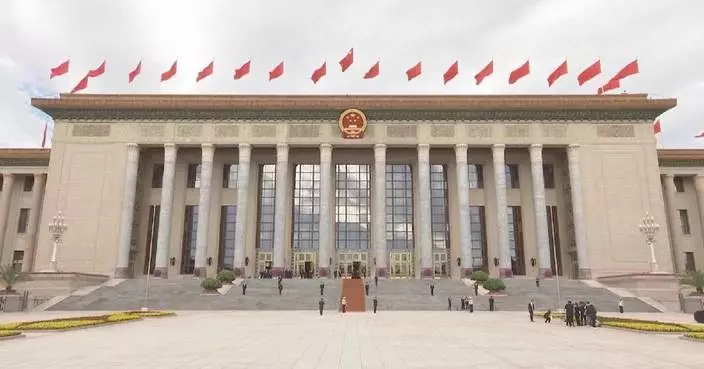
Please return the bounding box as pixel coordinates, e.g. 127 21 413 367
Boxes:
447 296 452 311
319 297 325 316
544 309 552 323
365 282 370 296
489 296 495 311
474 282 479 296
528 299 535 322
586 302 597 327
374 275 378 287
565 300 574 326
373 296 378 314
320 281 324 296
242 280 247 295
467 296 474 313
430 283 435 296
574 303 582 326
278 283 283 295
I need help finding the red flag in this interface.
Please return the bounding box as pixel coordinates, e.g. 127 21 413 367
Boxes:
475 61 493 85
508 61 530 84
269 61 284 81
597 78 620 95
364 61 379 79
128 61 142 83
339 49 353 72
41 123 48 148
70 75 89 93
234 60 251 80
311 62 327 84
547 60 568 87
196 61 214 82
161 61 177 82
696 130 704 138
653 119 661 134
611 59 639 81
443 61 459 85
50 60 70 79
577 60 601 86
406 62 421 81
87 61 106 78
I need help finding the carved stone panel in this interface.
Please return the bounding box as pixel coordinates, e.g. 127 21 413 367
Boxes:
430 124 455 138
71 124 111 137
252 125 277 138
386 125 417 138
467 125 492 138
596 125 635 138
139 124 165 137
505 125 530 138
214 125 239 137
288 124 320 138
542 124 567 138
175 125 202 138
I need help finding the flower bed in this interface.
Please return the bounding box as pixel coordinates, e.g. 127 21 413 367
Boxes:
126 310 176 318
537 311 704 335
0 330 21 337
684 333 704 341
0 311 175 332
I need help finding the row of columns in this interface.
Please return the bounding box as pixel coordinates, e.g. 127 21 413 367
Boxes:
0 173 46 271
114 142 590 279
663 174 704 274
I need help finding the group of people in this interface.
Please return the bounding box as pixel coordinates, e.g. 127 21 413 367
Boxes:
564 300 599 327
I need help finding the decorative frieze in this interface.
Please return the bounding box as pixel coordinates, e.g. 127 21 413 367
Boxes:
214 125 239 137
288 124 320 138
386 124 417 138
596 124 635 138
467 125 492 138
505 125 530 138
71 124 111 137
430 124 455 138
139 124 165 137
252 125 277 138
175 125 202 138
542 124 567 138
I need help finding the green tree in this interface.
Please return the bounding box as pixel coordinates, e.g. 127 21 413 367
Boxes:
0 264 30 294
680 270 704 294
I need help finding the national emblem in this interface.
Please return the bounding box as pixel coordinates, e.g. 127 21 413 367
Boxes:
338 108 367 139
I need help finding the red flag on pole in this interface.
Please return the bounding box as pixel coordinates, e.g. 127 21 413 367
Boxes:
443 61 459 85
269 61 284 81
161 61 177 82
653 119 661 134
41 123 48 148
339 49 354 72
508 61 530 84
311 62 327 84
87 61 106 78
475 61 493 85
70 75 89 93
406 62 422 81
597 78 620 95
577 60 601 86
696 130 704 138
196 61 214 82
234 60 251 80
547 60 568 87
611 59 639 81
363 61 380 79
128 61 142 83
50 60 70 79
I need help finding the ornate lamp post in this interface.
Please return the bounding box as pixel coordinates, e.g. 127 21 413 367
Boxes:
48 212 68 272
638 212 660 273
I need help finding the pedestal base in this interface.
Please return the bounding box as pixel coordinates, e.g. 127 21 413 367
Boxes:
421 268 434 278
499 268 513 278
271 267 284 278
153 267 168 278
539 268 553 278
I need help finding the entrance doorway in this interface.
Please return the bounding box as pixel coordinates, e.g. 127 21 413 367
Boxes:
390 251 414 278
257 252 273 278
433 251 449 277
337 252 368 278
294 252 317 278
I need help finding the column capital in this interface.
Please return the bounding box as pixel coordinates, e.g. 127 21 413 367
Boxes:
454 143 468 150
568 143 580 149
374 144 387 160
455 144 468 162
163 143 177 163
320 143 333 161
276 142 289 150
164 142 176 149
663 173 675 178
201 143 215 162
238 143 252 150
492 144 506 150
530 143 543 149
417 143 431 149
201 142 215 149
373 143 387 150
276 143 289 162
126 142 138 149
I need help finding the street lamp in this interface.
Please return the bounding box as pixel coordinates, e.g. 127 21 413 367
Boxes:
48 212 68 272
638 212 660 273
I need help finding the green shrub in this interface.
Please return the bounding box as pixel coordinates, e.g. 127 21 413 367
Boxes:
201 277 222 291
482 278 506 292
217 270 236 284
470 270 489 282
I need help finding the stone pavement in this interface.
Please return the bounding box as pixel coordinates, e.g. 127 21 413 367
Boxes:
0 311 702 369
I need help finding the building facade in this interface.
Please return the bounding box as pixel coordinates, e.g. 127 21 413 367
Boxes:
3 93 701 281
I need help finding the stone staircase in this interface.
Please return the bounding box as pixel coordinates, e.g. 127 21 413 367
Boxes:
364 279 470 311
341 279 365 312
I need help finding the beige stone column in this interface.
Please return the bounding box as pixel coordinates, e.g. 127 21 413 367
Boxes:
694 176 704 260
373 144 388 277
455 144 472 278
23 173 46 272
318 144 333 277
417 144 433 278
567 144 590 279
233 143 251 276
492 144 512 277
663 174 682 272
530 144 552 277
154 143 177 278
0 173 16 266
194 143 215 277
272 143 289 276
115 143 140 278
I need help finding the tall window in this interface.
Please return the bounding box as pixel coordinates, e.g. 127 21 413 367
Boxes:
257 165 276 251
470 206 488 271
505 164 520 188
543 164 555 189
151 164 164 188
385 164 413 250
679 209 691 235
674 176 685 193
17 208 29 233
218 205 237 271
468 164 484 189
187 164 201 188
685 252 696 273
335 164 371 250
507 206 525 275
143 205 160 275
222 164 239 189
23 176 34 192
293 164 320 251
430 165 450 249
546 205 563 276
180 205 199 274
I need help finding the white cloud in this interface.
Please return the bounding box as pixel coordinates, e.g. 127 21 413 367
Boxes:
1 0 703 147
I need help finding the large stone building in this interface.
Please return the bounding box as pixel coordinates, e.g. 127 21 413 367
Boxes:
1 93 702 282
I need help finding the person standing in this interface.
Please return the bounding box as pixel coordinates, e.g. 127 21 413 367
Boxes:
535 277 540 288
373 296 378 314
320 281 325 296
374 275 378 287
461 296 466 311
528 299 535 322
242 280 247 295
278 282 283 295
467 296 474 313
574 303 582 326
618 299 624 314
319 297 325 316
447 296 452 311
430 283 435 296
474 282 479 296
341 296 347 313
489 295 495 311
586 302 597 327
365 281 370 296
565 300 574 326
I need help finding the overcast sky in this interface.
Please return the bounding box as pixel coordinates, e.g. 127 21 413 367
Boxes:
1 0 703 148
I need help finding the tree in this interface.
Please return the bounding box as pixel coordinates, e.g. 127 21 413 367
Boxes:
0 264 30 294
680 270 704 295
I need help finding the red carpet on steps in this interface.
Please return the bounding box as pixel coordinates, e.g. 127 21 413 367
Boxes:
341 278 365 312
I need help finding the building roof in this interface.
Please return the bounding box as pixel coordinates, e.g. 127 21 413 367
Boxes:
0 149 51 167
31 93 676 122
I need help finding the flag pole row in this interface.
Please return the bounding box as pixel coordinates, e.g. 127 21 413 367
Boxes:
48 49 640 95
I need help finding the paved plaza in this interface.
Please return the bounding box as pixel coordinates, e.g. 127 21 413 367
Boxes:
0 311 703 368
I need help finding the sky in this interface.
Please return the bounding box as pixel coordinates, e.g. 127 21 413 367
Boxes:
1 0 703 148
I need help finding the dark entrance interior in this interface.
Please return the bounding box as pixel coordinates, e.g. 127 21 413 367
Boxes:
352 261 361 279
304 261 313 279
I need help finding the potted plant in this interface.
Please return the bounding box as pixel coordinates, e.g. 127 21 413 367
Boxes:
470 270 489 283
216 270 236 284
0 265 30 295
200 277 222 294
